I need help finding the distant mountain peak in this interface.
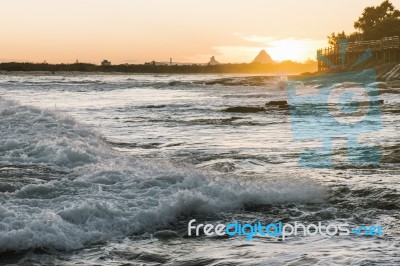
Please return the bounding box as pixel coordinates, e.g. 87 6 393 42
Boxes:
208 56 220 65
252 50 274 64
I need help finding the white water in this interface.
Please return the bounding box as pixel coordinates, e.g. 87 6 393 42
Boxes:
0 74 398 265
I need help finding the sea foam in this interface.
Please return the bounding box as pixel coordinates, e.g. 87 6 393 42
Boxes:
0 98 326 252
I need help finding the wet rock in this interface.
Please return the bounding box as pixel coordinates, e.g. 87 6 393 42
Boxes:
224 106 265 113
265 100 288 108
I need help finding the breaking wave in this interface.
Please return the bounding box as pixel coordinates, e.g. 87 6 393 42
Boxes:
0 98 326 252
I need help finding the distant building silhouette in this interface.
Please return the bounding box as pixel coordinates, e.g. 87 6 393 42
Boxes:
101 60 111 66
208 56 220 65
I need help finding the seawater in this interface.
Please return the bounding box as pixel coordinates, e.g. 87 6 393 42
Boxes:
0 74 398 265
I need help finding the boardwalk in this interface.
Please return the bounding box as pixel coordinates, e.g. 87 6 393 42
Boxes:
317 36 400 71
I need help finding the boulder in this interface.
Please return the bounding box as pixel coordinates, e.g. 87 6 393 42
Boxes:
265 100 288 108
224 106 265 113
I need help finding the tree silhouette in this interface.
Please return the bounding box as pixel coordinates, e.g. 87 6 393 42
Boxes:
354 0 400 40
327 0 400 45
327 31 348 46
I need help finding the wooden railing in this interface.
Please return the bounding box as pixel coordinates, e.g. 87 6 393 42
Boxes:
317 36 400 71
347 36 399 52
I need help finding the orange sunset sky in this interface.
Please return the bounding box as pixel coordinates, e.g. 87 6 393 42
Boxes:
1 0 398 64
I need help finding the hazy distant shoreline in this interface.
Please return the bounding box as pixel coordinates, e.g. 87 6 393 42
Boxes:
1 62 399 88
0 61 317 75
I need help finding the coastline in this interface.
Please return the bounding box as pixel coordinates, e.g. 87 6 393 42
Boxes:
1 62 399 88
295 62 400 88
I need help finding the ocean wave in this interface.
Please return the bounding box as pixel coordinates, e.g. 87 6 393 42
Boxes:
194 76 277 87
0 75 283 92
0 98 326 252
